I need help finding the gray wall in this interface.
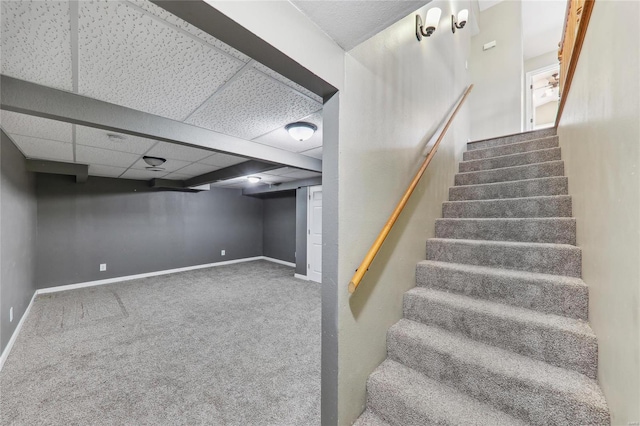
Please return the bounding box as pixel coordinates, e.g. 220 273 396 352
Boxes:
36 175 264 288
262 191 296 264
295 187 308 276
1 131 37 353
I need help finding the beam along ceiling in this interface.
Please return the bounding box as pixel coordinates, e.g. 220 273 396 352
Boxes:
0 0 323 186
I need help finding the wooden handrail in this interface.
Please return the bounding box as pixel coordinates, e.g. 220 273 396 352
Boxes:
348 85 474 294
556 0 595 126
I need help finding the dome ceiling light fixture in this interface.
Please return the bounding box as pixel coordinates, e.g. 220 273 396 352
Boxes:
247 176 262 184
143 155 167 171
107 133 127 142
285 122 317 142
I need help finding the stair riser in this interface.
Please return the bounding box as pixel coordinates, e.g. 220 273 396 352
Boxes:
403 293 597 378
467 129 557 151
460 148 561 172
463 136 559 161
442 196 572 218
416 262 588 319
455 161 564 186
388 329 609 426
435 219 576 244
449 177 568 201
426 239 582 277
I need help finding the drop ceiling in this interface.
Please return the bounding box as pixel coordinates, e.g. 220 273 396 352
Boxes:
0 0 324 186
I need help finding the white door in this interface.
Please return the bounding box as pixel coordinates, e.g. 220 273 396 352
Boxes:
307 185 322 283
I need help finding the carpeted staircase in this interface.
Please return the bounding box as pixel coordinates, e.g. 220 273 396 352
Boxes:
354 128 610 426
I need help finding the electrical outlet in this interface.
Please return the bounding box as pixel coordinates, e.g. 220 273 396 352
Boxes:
221 250 226 256
9 307 13 323
100 263 107 272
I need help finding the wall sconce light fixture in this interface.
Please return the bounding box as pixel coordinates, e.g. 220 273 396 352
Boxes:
451 9 469 33
416 7 442 41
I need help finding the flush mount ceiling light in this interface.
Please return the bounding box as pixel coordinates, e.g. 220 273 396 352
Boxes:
451 9 469 33
416 7 442 41
285 122 317 142
247 176 261 184
143 156 166 171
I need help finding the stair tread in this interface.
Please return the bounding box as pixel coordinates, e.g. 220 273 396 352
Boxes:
464 136 559 161
429 237 580 251
455 160 564 185
442 195 573 218
353 409 391 426
390 319 607 408
417 259 586 287
366 359 527 426
460 147 561 172
405 286 593 337
451 175 567 190
467 128 557 150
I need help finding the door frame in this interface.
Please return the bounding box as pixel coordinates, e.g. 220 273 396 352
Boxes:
525 63 560 131
307 185 322 283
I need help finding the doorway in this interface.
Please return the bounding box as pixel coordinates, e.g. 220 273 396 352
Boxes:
526 64 560 131
307 185 322 283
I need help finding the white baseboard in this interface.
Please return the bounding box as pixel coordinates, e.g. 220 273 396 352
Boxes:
37 256 266 295
261 257 295 268
0 291 36 372
294 273 309 280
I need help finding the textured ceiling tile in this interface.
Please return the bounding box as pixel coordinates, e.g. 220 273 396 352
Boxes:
127 0 250 63
199 152 247 168
77 1 245 120
1 0 73 91
9 134 73 162
251 62 322 104
130 157 191 173
300 146 323 159
174 162 221 176
145 142 214 162
185 68 322 140
120 168 168 181
76 145 140 168
76 125 157 154
89 164 128 178
0 111 73 143
253 110 323 152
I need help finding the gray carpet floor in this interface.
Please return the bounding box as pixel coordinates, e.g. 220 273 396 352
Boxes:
0 260 320 425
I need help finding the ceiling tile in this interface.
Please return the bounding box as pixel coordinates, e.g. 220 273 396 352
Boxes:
120 168 168 181
88 164 128 178
173 162 221 176
185 67 322 140
8 134 73 162
251 62 322 104
253 110 323 152
0 111 73 143
76 145 140 168
145 142 214 162
127 0 250 63
77 1 245 120
1 0 73 91
76 126 157 154
199 152 247 168
130 157 191 173
300 146 323 159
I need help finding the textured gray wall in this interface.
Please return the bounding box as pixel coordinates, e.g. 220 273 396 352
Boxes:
262 191 296 263
295 187 308 276
36 175 264 288
1 131 37 353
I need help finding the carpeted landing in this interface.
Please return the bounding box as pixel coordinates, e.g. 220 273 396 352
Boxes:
0 260 320 425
